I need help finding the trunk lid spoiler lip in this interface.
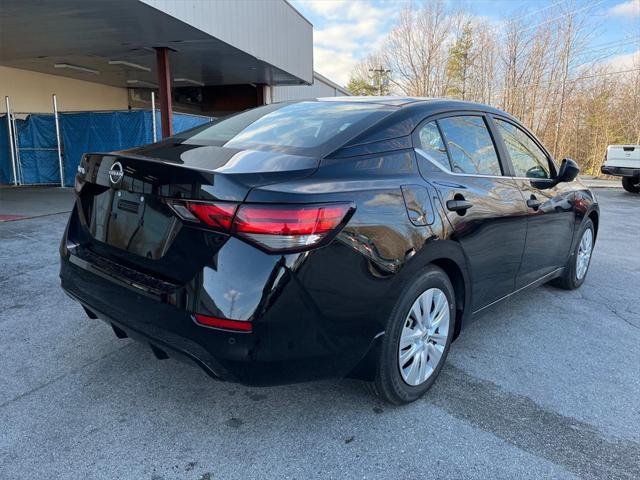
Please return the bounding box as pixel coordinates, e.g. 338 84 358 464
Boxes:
78 147 321 202
84 144 321 175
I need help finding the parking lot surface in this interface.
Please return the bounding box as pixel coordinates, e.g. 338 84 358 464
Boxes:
1 188 639 480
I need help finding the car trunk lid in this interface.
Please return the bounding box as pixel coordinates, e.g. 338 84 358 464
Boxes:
73 143 319 281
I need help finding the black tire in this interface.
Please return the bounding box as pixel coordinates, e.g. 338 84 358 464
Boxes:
371 265 456 404
550 218 595 290
622 177 640 193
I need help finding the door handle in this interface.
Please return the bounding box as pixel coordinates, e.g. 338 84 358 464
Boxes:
527 195 541 210
446 199 473 212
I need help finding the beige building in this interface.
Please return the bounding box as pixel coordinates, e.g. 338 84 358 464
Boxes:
0 66 129 113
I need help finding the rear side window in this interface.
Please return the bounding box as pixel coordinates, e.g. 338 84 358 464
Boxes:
416 121 451 170
495 119 550 179
438 116 502 175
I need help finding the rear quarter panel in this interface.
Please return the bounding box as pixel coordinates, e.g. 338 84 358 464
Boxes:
245 149 464 340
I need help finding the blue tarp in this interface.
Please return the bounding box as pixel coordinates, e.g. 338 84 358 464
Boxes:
0 116 11 184
60 111 149 186
17 115 60 184
0 110 212 185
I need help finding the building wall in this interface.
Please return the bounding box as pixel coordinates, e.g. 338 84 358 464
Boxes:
0 66 129 113
142 0 313 84
270 73 350 103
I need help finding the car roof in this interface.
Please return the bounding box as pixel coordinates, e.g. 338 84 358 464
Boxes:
320 96 524 157
316 95 510 117
317 96 430 106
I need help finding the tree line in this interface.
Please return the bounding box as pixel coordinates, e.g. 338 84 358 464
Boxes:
347 0 640 176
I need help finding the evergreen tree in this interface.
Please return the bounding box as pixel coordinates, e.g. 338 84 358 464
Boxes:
446 23 474 99
346 77 378 96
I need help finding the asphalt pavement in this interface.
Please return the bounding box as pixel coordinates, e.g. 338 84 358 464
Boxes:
1 188 638 480
0 186 75 220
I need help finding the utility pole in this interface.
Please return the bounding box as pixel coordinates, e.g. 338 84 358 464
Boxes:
369 66 391 95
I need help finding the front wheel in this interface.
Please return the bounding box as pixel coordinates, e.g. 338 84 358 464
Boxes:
372 266 456 404
622 177 640 193
551 218 595 290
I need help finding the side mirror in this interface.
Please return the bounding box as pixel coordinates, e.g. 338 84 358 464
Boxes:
556 158 580 183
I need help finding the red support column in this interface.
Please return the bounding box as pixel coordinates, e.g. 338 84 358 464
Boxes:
155 47 173 138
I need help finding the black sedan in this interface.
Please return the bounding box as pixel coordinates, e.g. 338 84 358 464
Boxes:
60 97 599 404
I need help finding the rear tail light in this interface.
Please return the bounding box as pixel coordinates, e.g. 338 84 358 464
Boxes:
169 200 354 253
233 203 354 252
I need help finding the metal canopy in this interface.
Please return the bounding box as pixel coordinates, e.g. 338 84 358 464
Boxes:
0 0 308 88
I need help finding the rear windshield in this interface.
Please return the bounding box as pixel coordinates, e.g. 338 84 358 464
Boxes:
180 101 394 156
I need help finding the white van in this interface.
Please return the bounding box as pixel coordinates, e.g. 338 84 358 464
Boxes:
601 145 640 193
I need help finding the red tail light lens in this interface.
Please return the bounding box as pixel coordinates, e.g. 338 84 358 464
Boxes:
169 201 238 230
170 199 354 252
186 202 237 229
233 203 354 252
194 314 252 332
234 204 351 235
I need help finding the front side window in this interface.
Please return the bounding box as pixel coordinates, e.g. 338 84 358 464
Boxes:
416 121 451 170
495 119 550 179
437 116 502 175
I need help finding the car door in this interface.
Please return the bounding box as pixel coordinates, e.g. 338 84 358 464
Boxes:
488 116 576 288
414 113 528 312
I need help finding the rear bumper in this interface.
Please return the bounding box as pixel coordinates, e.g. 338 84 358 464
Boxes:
59 241 384 386
601 165 640 177
63 285 232 380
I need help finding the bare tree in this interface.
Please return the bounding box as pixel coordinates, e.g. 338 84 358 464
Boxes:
380 0 453 96
345 0 640 175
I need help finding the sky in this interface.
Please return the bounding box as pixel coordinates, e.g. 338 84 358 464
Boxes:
290 0 640 86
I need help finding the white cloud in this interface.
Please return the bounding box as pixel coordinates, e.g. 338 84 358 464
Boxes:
298 0 346 19
314 18 384 53
608 0 640 17
302 0 394 22
606 49 640 71
313 46 360 86
293 0 400 86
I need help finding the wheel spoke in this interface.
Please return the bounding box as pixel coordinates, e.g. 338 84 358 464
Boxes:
399 343 419 366
405 355 420 385
410 302 423 329
400 328 422 349
430 306 448 331
429 332 447 344
418 289 434 327
427 342 443 366
432 291 446 319
417 349 428 383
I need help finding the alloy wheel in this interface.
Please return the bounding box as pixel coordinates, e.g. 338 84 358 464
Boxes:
398 288 450 386
576 228 593 280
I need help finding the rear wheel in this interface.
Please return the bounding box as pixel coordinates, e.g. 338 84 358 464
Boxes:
622 177 640 193
371 266 456 404
551 218 594 290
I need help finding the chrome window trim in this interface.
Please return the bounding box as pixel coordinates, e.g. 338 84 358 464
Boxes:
415 148 506 179
415 148 555 182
